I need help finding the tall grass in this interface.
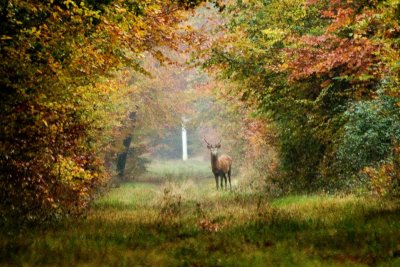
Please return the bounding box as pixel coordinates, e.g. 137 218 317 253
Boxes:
1 162 400 266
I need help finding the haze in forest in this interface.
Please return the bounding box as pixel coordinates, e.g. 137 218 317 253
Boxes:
1 1 399 266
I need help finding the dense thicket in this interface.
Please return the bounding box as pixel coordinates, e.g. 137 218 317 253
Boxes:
204 0 400 194
0 0 208 223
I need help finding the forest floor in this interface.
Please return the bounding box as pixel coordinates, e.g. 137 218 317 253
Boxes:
1 159 400 266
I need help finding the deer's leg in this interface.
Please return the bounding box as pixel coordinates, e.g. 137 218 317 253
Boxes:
224 173 228 190
220 174 224 190
228 169 232 190
214 174 219 190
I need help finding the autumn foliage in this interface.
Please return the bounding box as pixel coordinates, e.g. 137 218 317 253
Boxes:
1 0 399 223
0 0 205 223
204 0 400 193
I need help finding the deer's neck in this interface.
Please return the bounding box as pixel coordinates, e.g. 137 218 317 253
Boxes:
211 153 219 172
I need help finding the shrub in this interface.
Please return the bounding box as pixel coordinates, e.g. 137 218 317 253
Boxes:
337 96 400 176
363 146 400 198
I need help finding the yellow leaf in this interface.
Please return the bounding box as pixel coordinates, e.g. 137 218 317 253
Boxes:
1 35 12 40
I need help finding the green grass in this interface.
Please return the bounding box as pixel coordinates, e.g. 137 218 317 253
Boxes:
1 163 400 266
136 158 210 183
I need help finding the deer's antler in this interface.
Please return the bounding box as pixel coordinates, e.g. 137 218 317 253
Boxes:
204 138 211 146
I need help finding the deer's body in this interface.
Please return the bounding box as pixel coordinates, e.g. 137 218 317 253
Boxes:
205 139 232 190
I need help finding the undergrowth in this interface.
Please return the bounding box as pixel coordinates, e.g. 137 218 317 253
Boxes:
1 175 399 266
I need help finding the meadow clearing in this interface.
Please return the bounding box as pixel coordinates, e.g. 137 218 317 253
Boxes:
1 159 400 266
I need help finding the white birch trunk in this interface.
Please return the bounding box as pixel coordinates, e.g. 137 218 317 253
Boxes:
182 125 188 161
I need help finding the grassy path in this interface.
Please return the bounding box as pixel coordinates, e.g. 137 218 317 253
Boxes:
1 161 400 266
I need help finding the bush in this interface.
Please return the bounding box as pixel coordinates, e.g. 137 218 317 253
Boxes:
363 146 400 198
337 96 400 175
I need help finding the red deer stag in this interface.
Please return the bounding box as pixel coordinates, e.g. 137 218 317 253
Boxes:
204 139 232 190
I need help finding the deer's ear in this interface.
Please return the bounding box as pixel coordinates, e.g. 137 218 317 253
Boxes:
216 144 221 148
207 145 211 149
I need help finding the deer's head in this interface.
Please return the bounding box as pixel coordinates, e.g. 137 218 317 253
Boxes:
204 139 221 156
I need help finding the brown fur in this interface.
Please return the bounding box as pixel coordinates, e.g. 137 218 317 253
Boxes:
213 154 232 174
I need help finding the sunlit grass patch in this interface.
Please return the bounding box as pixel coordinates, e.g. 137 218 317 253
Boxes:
271 194 327 207
137 159 211 183
93 182 157 209
148 158 210 175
